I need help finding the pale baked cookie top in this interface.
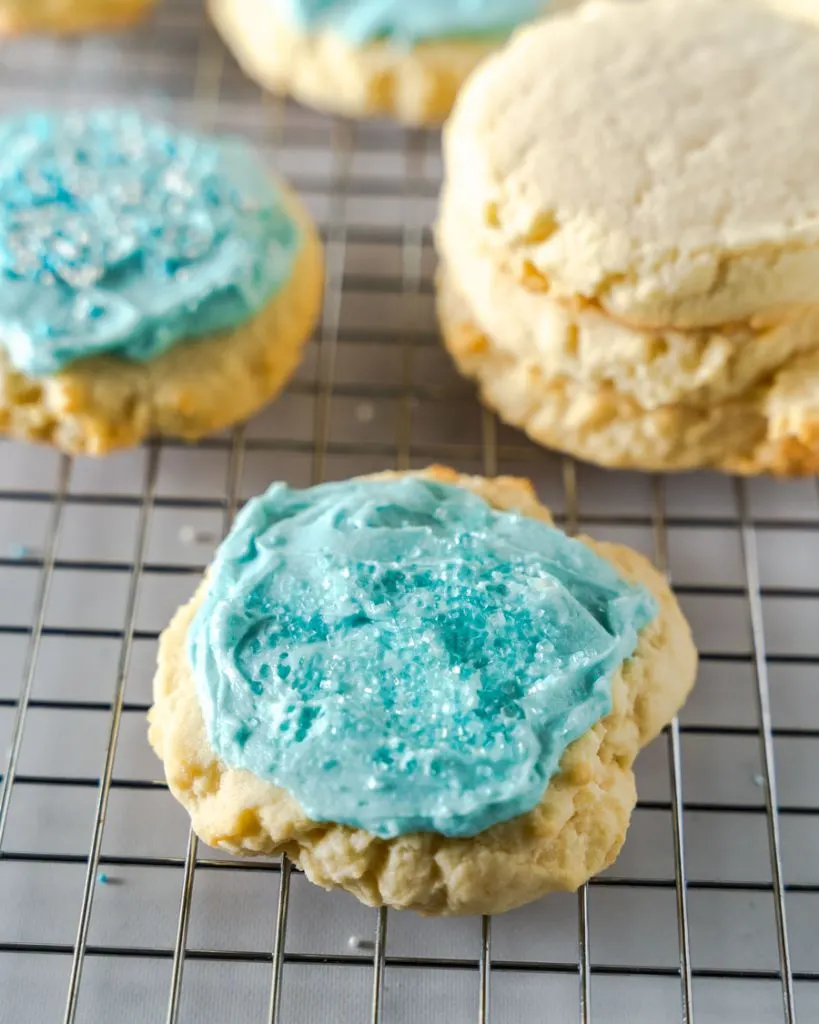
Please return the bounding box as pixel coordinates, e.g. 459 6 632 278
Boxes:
0 110 302 377
445 0 819 329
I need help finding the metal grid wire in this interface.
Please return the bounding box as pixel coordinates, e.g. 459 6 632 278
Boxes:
0 1 818 1021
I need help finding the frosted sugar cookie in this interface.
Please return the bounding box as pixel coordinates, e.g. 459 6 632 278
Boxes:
149 466 696 916
209 0 578 124
0 110 323 454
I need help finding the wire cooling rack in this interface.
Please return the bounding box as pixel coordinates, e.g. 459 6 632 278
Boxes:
1 1 819 1022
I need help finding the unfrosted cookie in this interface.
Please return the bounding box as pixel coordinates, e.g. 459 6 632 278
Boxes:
444 0 819 328
437 0 819 474
209 0 574 125
0 110 323 455
438 269 819 476
436 190 819 475
0 0 154 33
440 190 819 414
149 466 696 916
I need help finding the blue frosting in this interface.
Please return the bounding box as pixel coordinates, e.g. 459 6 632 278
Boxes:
0 110 301 377
189 477 657 839
286 0 548 44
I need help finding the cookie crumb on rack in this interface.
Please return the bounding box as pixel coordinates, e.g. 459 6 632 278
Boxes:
354 402 375 424
179 525 217 546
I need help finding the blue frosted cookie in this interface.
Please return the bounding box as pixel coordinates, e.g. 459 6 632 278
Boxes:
209 0 573 124
0 109 323 453
150 467 697 916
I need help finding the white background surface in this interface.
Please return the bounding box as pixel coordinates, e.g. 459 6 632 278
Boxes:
0 1 818 1021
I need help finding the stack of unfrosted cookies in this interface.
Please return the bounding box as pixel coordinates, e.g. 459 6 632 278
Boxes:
437 0 819 475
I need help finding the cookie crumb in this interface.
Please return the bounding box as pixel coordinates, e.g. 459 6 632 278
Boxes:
179 525 216 545
354 402 375 424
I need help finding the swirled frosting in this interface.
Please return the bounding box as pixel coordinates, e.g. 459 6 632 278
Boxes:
189 477 657 839
0 110 301 377
286 0 548 44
